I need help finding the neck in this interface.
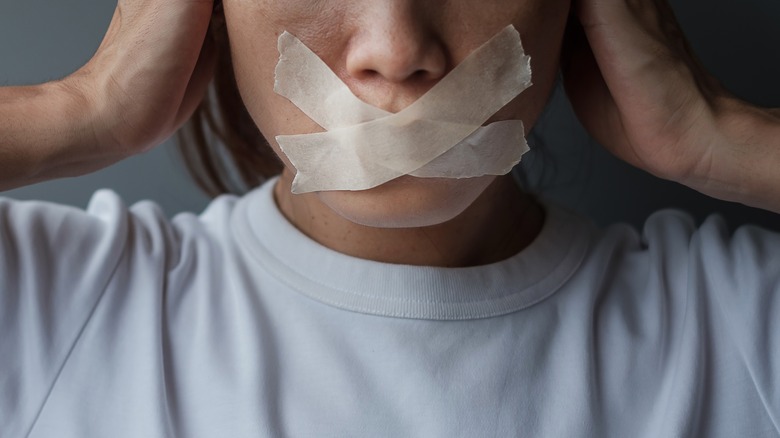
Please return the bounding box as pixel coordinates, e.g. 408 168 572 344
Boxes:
273 173 544 267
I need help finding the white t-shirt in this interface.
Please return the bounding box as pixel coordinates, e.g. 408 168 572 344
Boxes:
1 178 779 438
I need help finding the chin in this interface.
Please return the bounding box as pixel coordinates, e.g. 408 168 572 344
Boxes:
316 175 496 229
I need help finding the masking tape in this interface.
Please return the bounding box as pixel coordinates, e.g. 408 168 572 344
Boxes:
274 25 533 194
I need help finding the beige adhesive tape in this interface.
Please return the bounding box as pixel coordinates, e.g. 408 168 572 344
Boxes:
274 25 533 194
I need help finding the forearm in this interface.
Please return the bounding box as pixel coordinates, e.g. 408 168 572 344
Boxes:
0 81 114 192
692 98 780 214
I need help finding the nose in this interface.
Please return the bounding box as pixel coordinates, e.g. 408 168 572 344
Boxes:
345 4 447 84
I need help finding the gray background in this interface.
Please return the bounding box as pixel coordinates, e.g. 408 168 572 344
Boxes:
2 0 779 230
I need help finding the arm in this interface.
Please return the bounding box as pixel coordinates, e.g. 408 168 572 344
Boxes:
0 83 103 191
700 102 780 213
0 0 216 192
563 0 780 214
0 1 215 433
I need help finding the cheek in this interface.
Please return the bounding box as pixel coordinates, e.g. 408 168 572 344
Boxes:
488 1 569 129
222 4 278 120
223 2 326 166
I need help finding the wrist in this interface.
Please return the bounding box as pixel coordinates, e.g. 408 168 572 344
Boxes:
39 77 138 178
28 80 99 178
692 96 780 213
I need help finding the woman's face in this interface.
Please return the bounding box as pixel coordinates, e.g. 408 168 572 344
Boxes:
223 0 570 228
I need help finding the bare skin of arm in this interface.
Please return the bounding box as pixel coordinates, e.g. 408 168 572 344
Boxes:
0 0 215 192
0 83 97 191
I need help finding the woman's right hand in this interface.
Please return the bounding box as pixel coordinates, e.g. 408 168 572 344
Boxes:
67 0 216 152
0 0 215 191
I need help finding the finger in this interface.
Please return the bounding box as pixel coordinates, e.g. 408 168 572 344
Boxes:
575 0 716 112
569 0 724 178
561 16 644 168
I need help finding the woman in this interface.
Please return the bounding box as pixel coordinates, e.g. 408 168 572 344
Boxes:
1 0 779 436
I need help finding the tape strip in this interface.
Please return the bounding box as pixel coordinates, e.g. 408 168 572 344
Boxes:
274 25 533 193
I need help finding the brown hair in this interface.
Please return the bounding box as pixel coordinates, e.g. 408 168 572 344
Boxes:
177 2 283 197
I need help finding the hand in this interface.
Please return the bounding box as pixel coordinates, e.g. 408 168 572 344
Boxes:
64 0 216 154
562 0 780 212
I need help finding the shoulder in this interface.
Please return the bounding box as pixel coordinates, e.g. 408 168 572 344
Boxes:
587 208 779 272
569 209 780 433
628 209 780 286
0 190 133 290
0 189 241 270
579 207 780 355
0 190 245 436
0 188 245 333
570 208 780 340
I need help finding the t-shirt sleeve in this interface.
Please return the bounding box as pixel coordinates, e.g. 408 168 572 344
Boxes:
0 190 131 436
694 216 780 421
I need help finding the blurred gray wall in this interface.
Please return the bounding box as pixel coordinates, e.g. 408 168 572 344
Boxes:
1 0 779 230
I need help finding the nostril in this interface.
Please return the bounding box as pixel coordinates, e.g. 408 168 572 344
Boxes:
345 31 448 84
412 70 428 79
354 69 381 81
407 68 440 83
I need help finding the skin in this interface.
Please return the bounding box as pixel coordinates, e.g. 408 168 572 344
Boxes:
1 0 778 266
566 0 780 211
222 0 570 266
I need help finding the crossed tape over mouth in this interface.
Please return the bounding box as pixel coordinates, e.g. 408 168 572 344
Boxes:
274 25 533 194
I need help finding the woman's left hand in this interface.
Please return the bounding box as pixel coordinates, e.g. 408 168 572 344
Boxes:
562 0 780 213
